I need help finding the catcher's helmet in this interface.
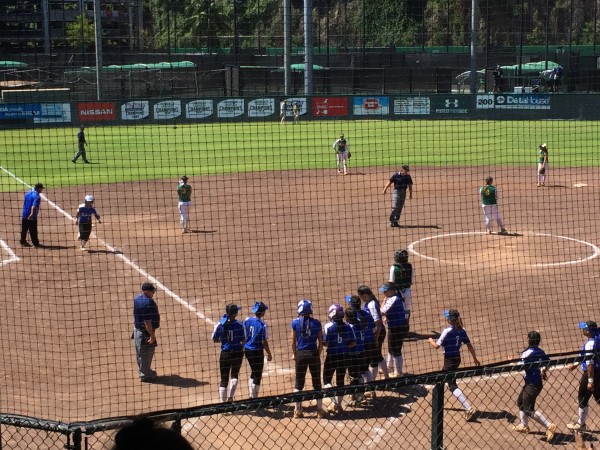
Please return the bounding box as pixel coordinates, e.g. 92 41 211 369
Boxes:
328 304 344 320
297 299 313 315
394 249 409 263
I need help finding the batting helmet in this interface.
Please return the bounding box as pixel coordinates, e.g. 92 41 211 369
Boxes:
252 301 268 314
328 303 344 320
297 299 313 315
394 249 409 263
84 194 94 203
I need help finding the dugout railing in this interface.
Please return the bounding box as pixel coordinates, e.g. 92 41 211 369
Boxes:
0 352 591 450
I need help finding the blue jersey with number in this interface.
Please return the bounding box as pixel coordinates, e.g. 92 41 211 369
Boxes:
520 346 549 385
349 323 366 353
212 320 245 351
357 310 375 344
323 321 355 355
291 317 322 351
436 326 471 358
244 316 268 351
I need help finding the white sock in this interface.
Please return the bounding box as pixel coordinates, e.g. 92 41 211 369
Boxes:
452 388 471 411
248 378 253 398
393 355 403 375
219 387 227 402
387 353 394 372
532 411 550 427
378 361 389 379
520 411 529 426
369 366 378 380
228 378 238 400
579 406 589 425
253 384 260 398
294 389 302 412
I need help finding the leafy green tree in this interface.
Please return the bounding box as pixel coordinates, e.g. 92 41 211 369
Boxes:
65 13 95 50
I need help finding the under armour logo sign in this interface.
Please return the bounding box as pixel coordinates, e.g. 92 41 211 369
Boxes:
445 99 459 108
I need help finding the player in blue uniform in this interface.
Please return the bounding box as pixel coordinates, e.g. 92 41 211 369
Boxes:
243 301 272 399
212 304 246 403
382 164 413 228
428 309 480 421
567 321 600 431
290 299 326 419
20 182 44 247
511 331 557 442
323 304 356 414
72 125 90 163
75 194 101 251
358 285 389 379
345 306 368 406
379 283 408 378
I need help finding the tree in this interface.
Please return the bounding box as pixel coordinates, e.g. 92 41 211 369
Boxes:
65 13 95 50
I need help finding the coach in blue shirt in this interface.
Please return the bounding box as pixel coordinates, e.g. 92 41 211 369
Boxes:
20 182 44 247
133 282 160 382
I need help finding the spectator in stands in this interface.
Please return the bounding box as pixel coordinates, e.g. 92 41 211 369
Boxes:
493 65 503 93
112 416 194 450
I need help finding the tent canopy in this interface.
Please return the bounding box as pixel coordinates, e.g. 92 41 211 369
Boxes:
500 61 561 74
288 63 326 71
0 61 28 69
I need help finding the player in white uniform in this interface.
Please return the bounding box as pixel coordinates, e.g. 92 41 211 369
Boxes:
537 143 549 187
332 133 349 175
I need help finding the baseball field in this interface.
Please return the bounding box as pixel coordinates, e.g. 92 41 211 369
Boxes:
1 119 599 449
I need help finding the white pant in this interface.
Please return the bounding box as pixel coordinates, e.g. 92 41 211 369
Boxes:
482 204 504 230
179 201 191 228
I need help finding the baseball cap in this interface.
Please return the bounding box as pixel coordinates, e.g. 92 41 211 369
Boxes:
379 282 396 293
345 294 361 308
84 194 94 202
579 321 598 331
34 182 44 190
181 175 189 181
539 143 547 149
225 303 240 316
443 309 460 321
141 282 157 292
251 301 268 314
402 164 410 171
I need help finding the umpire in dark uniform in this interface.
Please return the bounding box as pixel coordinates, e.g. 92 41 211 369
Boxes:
383 164 413 228
133 282 160 382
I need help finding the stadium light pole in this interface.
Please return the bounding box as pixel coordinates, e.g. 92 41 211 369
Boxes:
304 0 313 95
93 0 103 100
283 0 291 95
469 0 478 93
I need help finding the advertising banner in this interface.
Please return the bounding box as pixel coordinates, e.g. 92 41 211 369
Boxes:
280 98 307 117
121 101 150 120
0 103 41 119
217 99 244 118
186 100 213 119
248 99 275 118
312 97 348 117
353 97 389 115
393 97 430 115
34 103 72 123
476 94 551 110
78 102 116 122
154 100 182 120
432 97 469 115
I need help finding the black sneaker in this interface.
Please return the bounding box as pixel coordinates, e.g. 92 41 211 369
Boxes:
83 161 91 164
20 240 32 247
389 222 401 228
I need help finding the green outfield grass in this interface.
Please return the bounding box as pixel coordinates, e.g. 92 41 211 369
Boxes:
0 119 598 191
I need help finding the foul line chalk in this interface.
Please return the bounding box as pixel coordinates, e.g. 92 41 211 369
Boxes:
0 239 20 266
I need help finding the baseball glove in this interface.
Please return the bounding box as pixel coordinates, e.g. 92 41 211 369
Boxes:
347 152 352 158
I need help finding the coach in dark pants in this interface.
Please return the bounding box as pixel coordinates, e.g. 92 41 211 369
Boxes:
383 164 413 228
20 182 44 247
133 282 160 382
